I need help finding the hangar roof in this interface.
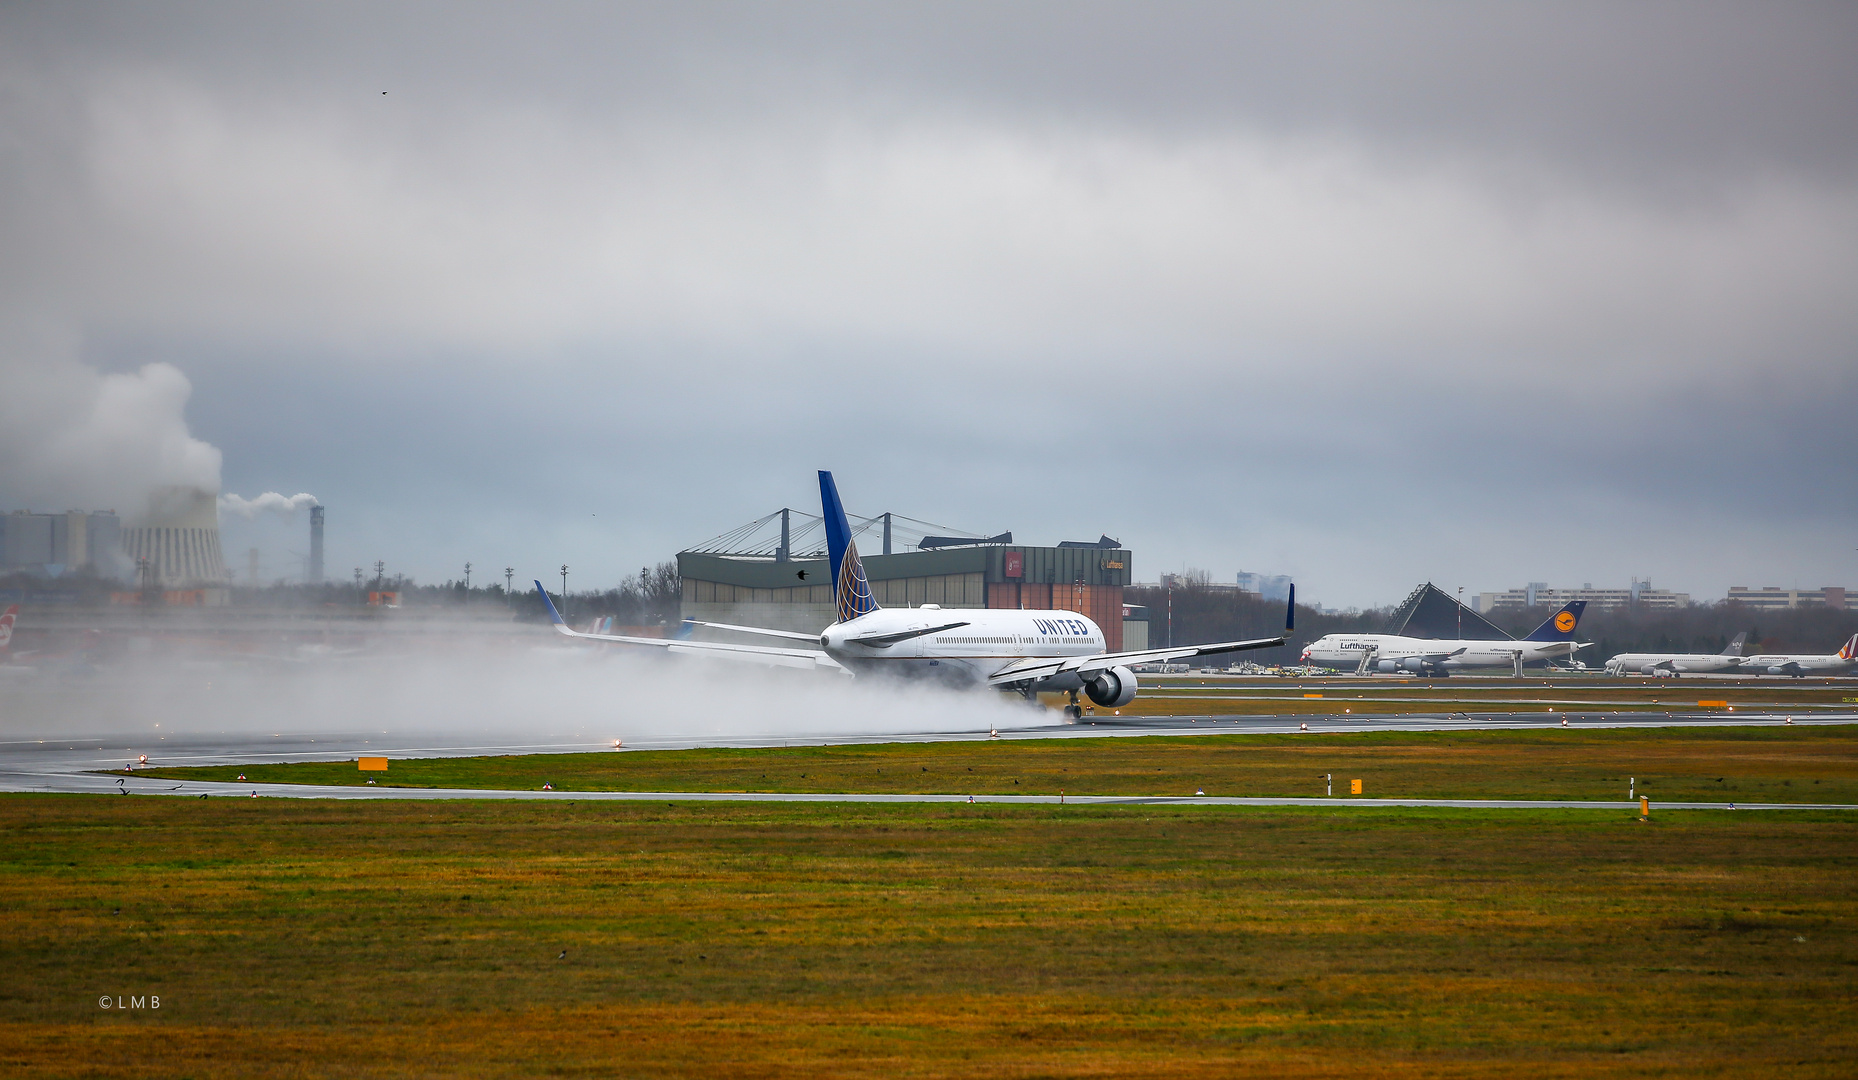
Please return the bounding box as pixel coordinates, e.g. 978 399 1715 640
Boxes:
684 508 998 559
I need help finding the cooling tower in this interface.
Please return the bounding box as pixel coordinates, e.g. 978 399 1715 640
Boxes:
122 486 230 586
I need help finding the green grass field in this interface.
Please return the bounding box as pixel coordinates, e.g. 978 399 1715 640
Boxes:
1 796 1854 1077
137 725 1858 804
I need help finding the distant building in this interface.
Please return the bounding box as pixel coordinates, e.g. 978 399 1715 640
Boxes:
677 506 1135 650
1726 586 1849 610
1473 579 1690 612
0 509 126 578
1235 570 1294 602
1122 603 1150 651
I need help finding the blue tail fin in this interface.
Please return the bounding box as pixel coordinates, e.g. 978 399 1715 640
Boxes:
1285 583 1295 632
1524 600 1586 642
819 471 878 622
533 580 565 624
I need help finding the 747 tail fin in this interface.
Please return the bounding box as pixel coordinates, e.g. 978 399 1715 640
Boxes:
819 471 878 623
1524 600 1586 642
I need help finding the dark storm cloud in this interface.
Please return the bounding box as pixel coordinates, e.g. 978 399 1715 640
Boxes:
1 2 1853 606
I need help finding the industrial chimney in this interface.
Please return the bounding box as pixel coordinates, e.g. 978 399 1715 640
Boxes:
309 505 325 584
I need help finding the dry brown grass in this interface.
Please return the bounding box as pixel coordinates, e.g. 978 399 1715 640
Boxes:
1 796 1854 1077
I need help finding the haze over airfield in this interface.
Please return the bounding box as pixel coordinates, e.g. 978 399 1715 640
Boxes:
1 3 1853 608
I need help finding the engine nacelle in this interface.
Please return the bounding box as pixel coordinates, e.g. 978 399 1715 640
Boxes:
1376 659 1401 673
1400 657 1430 674
1084 666 1138 708
1641 664 1668 676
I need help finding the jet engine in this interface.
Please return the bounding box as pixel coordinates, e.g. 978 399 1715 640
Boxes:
1378 657 1434 674
1084 666 1138 708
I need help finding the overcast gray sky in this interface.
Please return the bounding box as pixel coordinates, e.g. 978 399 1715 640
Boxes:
2 2 1854 608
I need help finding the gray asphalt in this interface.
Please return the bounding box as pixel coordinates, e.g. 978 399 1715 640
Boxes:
3 709 1854 809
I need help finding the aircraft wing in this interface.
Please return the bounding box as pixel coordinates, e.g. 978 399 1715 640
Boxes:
985 634 1286 687
534 583 848 674
989 583 1299 688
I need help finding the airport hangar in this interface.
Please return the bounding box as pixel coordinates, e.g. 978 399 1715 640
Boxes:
676 508 1144 651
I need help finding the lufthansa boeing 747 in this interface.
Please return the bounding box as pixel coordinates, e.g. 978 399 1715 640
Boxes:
1299 602 1590 676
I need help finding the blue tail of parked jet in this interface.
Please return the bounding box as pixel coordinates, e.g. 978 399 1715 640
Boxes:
819 471 878 623
1524 600 1587 642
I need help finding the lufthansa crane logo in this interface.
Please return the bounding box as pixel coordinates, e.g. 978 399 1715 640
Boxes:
1554 611 1576 633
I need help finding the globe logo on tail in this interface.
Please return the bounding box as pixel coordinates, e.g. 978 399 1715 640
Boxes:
836 539 876 622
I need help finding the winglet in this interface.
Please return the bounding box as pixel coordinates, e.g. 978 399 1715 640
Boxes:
1285 584 1295 632
533 580 565 625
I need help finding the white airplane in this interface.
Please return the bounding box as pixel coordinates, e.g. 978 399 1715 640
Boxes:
1738 634 1858 678
1299 601 1590 676
1604 633 1748 677
533 471 1290 719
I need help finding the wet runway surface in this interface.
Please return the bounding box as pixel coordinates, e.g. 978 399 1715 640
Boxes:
4 709 1855 808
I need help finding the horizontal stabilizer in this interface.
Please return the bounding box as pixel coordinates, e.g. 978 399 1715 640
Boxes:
681 620 823 643
534 581 846 673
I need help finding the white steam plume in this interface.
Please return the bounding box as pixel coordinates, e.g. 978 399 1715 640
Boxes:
219 491 319 518
0 636 1049 747
0 337 222 517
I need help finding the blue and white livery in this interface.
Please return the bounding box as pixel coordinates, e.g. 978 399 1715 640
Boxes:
534 471 1289 718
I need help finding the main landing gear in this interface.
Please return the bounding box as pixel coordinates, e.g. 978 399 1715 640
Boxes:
1062 690 1084 723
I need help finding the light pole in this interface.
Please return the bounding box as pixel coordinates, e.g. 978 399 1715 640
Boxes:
560 564 569 613
504 566 514 606
464 562 472 590
1457 586 1463 639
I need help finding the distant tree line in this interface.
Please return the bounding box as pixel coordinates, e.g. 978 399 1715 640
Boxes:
1482 601 1858 658
1122 580 1858 662
0 560 685 629
1124 582 1383 665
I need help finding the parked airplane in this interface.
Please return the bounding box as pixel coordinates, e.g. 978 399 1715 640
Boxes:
1738 634 1858 678
1299 601 1589 676
534 471 1291 719
1603 633 1748 677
